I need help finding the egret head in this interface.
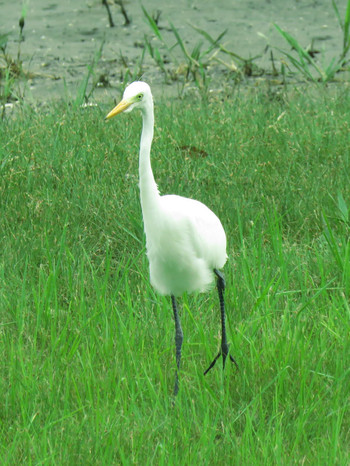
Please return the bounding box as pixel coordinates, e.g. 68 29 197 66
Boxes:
105 81 152 120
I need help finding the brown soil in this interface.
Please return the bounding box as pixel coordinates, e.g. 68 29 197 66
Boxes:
1 0 349 104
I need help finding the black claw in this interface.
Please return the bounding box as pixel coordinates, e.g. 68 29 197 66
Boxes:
230 354 239 368
203 351 221 375
204 344 239 376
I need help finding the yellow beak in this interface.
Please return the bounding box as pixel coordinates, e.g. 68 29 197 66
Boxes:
105 99 131 120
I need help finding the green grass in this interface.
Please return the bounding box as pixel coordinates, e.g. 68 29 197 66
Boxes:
1 86 350 464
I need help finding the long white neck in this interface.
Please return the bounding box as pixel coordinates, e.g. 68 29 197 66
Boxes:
139 99 161 226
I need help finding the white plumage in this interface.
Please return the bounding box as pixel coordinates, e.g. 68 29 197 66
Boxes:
106 82 237 396
146 194 227 296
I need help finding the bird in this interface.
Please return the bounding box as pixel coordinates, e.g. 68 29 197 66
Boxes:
105 81 238 396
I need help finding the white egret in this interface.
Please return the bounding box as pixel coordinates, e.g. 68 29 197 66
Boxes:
106 81 237 396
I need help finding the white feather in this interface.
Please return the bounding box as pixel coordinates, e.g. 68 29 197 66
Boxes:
146 194 227 296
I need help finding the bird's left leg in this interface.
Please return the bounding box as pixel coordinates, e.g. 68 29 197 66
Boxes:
204 269 238 375
171 295 183 397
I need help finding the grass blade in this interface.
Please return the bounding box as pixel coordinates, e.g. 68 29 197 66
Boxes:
343 0 350 56
332 0 343 28
274 23 328 81
189 24 227 48
169 21 200 67
322 212 344 271
274 24 313 64
0 32 10 49
337 191 349 223
74 39 104 107
142 6 164 41
333 0 350 59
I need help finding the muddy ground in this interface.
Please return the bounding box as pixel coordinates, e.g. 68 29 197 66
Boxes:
1 0 349 104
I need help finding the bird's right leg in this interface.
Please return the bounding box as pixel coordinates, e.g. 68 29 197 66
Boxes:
204 269 238 375
171 295 183 397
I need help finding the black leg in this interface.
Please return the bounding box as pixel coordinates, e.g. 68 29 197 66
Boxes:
172 295 183 396
204 269 238 375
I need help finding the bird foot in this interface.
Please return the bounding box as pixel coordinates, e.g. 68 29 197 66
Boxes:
203 344 238 375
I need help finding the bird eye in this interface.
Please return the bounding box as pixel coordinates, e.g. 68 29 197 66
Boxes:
137 93 143 100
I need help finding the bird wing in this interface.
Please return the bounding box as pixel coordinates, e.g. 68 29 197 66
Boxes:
143 194 227 295
160 194 227 269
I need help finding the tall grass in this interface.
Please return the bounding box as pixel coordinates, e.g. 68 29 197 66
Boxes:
0 86 350 463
